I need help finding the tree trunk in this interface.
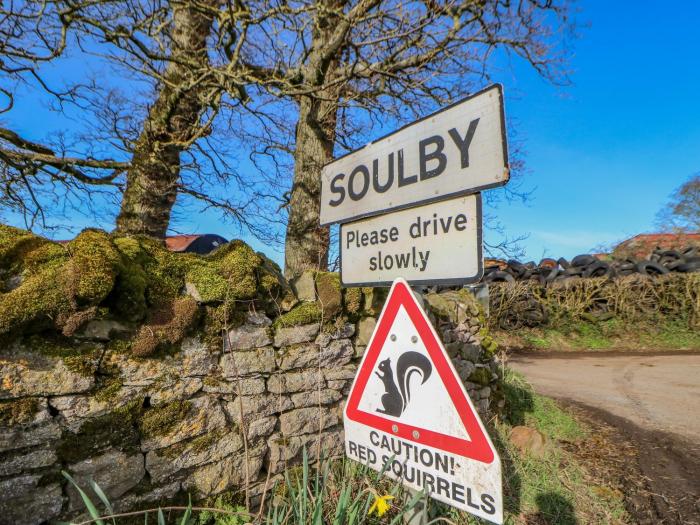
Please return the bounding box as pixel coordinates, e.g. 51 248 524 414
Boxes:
284 93 338 278
283 0 345 278
115 1 214 237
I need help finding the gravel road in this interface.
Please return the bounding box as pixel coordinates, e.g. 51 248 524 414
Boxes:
509 352 700 440
509 351 700 524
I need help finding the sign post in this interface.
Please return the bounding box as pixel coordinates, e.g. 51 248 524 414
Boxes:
320 84 509 523
344 279 503 524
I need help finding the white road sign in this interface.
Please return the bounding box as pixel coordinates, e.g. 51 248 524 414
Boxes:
340 194 482 287
320 84 508 225
344 279 503 524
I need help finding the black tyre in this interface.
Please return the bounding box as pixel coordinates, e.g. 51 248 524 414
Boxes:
484 271 515 283
564 266 584 276
557 257 570 269
544 267 560 282
571 254 596 267
583 261 614 278
636 261 669 276
676 261 700 273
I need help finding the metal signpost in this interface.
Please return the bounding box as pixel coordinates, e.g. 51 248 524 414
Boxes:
344 279 503 524
320 83 509 523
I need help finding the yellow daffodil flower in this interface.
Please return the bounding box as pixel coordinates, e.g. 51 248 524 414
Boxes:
368 494 394 517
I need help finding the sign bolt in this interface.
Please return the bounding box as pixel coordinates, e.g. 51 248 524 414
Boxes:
412 430 420 439
390 334 397 341
411 335 418 343
392 424 399 433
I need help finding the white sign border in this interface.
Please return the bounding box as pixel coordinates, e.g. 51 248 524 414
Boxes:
320 84 508 226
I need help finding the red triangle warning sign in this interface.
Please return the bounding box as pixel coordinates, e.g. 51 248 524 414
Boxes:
344 278 502 523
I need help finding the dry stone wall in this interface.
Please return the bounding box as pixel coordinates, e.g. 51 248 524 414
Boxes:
0 287 501 525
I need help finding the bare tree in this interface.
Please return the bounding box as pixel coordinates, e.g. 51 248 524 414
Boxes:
656 173 700 233
0 0 277 238
219 0 572 277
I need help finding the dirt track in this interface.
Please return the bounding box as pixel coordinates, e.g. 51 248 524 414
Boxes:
509 352 700 524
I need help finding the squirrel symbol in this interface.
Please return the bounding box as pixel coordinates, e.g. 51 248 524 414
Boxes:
375 351 432 417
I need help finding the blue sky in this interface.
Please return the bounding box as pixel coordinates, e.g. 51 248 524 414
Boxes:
4 1 699 265
487 0 700 261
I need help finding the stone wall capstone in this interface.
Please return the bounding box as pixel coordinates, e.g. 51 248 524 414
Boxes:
0 285 502 525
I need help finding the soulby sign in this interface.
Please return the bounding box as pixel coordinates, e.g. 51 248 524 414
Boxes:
344 279 503 523
320 84 508 226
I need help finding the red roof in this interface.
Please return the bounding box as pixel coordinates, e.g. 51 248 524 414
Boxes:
165 235 203 252
613 233 700 258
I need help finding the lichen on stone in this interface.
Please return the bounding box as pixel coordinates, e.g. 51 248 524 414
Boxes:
468 367 492 386
26 335 100 377
139 400 191 438
314 271 342 318
94 374 124 403
56 398 143 463
0 398 40 425
131 296 199 357
343 287 363 315
273 302 322 329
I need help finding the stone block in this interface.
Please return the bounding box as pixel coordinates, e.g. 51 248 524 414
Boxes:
184 445 266 497
267 427 343 474
320 339 354 367
106 352 173 387
141 397 227 452
291 270 316 302
115 481 181 513
267 370 324 394
0 400 61 453
67 450 145 510
290 389 342 409
0 347 95 399
150 378 203 406
181 338 218 376
0 474 63 525
247 416 277 440
509 426 547 458
77 319 129 341
274 323 320 347
225 394 293 424
356 317 376 346
276 343 319 370
0 446 57 477
246 312 272 326
220 347 275 377
146 432 243 483
323 364 357 382
279 407 339 436
203 377 265 396
314 272 342 317
462 344 482 362
224 324 271 350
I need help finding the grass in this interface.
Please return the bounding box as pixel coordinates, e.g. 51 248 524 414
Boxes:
496 318 700 353
443 368 628 524
63 369 628 525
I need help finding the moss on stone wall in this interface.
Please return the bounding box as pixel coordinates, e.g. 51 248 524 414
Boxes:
273 302 322 328
56 399 143 463
139 400 191 438
0 225 294 355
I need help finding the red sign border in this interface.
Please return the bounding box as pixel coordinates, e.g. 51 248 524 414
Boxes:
345 280 495 463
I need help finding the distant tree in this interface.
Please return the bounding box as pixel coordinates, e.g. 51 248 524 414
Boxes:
656 173 700 233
